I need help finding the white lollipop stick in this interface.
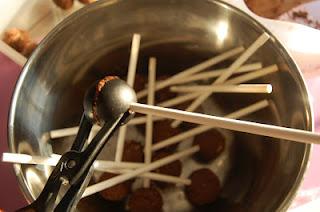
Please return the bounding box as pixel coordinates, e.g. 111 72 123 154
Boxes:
144 57 156 187
82 146 199 197
225 64 278 85
2 153 189 185
158 65 278 108
2 153 60 166
152 99 269 151
170 84 272 94
92 160 143 170
130 102 320 145
136 46 244 99
110 169 190 185
50 127 82 139
115 33 141 162
49 65 278 139
172 62 262 84
158 92 200 108
124 65 276 125
0 40 27 67
129 116 164 125
171 33 270 127
49 116 165 139
2 153 143 169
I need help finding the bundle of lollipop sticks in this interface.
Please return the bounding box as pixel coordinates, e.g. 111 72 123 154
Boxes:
3 33 320 198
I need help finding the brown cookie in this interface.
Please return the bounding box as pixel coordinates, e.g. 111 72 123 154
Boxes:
2 28 31 52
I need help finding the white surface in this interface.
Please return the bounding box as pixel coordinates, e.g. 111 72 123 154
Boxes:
0 0 84 40
279 0 320 20
0 40 26 66
223 0 320 73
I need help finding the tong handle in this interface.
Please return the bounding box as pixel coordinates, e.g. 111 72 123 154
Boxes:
16 114 93 212
71 114 93 151
54 113 127 211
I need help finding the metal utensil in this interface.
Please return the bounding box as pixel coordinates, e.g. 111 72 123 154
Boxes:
17 77 136 211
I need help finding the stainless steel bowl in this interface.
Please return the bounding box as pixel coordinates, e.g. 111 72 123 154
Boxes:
8 0 313 211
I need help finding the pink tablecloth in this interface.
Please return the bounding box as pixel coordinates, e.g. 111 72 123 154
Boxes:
288 73 320 210
0 53 26 211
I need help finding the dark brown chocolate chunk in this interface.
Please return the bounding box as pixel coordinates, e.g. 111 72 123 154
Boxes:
78 0 96 4
53 0 74 10
133 73 147 92
99 172 132 201
193 129 225 162
128 188 163 212
186 168 221 206
123 140 144 163
21 41 37 57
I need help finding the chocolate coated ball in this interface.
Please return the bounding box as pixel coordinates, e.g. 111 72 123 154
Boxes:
186 168 221 206
128 188 163 212
193 129 225 162
99 172 132 201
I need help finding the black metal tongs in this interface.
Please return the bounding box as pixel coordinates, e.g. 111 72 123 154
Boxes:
17 76 137 212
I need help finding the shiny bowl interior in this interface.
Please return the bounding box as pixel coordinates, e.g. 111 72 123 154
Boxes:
9 0 312 211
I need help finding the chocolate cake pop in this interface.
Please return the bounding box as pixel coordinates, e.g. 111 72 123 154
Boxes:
99 172 132 201
122 140 144 163
186 168 221 206
193 129 225 162
128 188 163 212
